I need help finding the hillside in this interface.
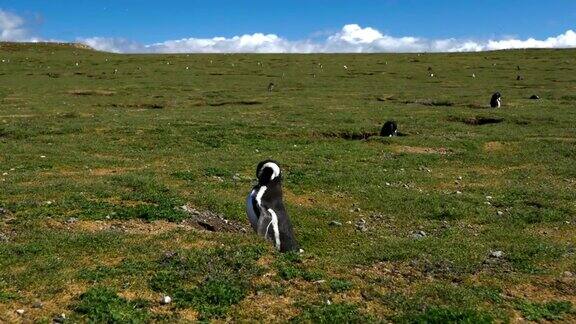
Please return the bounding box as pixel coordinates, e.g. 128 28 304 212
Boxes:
1 43 575 322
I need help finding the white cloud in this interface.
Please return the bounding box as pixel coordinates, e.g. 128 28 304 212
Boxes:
80 24 576 54
0 9 40 41
1 11 575 54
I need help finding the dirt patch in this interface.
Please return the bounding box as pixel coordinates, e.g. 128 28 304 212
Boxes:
391 145 451 155
179 205 248 233
207 99 263 107
68 89 116 96
321 131 378 141
483 141 505 152
448 116 504 125
109 103 164 109
403 99 454 107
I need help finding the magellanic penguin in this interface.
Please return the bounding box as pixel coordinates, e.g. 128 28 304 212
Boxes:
380 121 398 137
490 92 502 108
246 160 299 252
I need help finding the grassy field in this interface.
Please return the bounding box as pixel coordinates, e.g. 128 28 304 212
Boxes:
0 42 575 322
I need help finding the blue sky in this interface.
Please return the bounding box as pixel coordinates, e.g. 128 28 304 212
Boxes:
1 1 575 53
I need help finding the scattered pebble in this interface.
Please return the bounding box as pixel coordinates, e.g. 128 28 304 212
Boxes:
456 190 462 195
160 295 172 305
40 155 46 158
497 211 504 216
53 313 67 323
329 221 342 227
326 299 332 305
32 301 43 309
0 207 6 215
16 309 25 315
490 250 504 258
298 248 304 253
486 196 493 200
563 271 573 277
457 176 463 180
411 230 427 239
355 219 367 232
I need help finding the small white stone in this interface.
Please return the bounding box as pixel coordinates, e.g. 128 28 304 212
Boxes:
16 309 25 315
326 300 332 305
490 250 504 258
161 295 172 304
298 249 304 253
40 155 46 158
486 196 493 200
456 190 462 195
497 211 504 216
457 176 463 180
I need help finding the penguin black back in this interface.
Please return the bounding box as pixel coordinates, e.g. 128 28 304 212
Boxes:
380 121 398 137
490 92 501 108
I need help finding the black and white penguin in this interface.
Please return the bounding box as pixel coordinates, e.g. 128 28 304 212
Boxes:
267 82 275 92
380 121 398 137
246 160 299 252
490 92 502 108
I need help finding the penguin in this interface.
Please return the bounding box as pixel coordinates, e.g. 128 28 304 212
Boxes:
246 160 299 252
490 92 502 108
380 121 398 137
267 82 275 92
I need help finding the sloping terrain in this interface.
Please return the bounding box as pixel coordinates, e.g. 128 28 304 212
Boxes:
0 42 575 322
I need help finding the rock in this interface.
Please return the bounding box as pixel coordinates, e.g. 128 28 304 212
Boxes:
0 207 6 215
411 230 427 239
298 249 304 254
329 221 342 227
326 299 332 305
497 211 504 216
160 295 172 305
16 309 25 315
456 191 462 195
232 174 241 181
457 176 463 180
53 313 67 323
485 196 493 200
32 301 43 309
355 219 367 232
490 250 504 258
563 271 573 277
0 233 9 242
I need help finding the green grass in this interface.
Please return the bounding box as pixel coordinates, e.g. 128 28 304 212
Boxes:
0 42 575 322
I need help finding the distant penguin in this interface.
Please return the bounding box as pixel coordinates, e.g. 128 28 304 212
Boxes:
516 75 523 81
246 160 299 252
267 82 275 92
529 94 540 100
380 121 398 137
490 92 502 108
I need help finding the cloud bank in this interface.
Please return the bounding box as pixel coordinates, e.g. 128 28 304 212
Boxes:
2 9 575 53
80 24 576 53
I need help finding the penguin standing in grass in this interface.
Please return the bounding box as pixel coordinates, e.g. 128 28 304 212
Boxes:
490 92 502 108
380 121 398 137
246 160 299 252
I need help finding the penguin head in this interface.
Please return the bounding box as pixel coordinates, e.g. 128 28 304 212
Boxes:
256 159 282 185
493 92 501 99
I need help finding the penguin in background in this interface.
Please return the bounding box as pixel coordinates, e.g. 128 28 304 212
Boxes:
380 121 398 137
490 92 502 108
246 160 299 252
